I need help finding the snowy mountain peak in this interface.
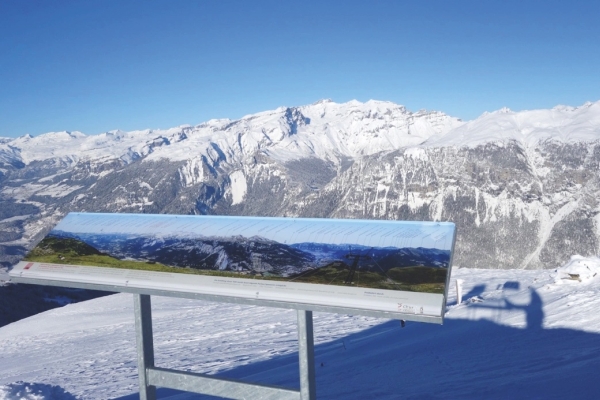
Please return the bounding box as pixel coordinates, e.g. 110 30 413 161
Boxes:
311 98 333 105
131 99 460 165
1 100 599 169
425 100 600 148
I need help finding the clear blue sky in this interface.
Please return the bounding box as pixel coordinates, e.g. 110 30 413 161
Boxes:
1 0 599 138
57 213 455 250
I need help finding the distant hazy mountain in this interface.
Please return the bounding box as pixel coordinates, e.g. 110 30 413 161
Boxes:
1 99 599 270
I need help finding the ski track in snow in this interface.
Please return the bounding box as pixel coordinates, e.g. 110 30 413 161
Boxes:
2 257 600 399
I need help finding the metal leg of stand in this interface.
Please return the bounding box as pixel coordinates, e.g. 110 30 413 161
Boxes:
134 294 157 400
297 310 316 400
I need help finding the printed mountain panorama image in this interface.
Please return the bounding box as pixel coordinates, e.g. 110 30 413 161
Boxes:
24 230 450 294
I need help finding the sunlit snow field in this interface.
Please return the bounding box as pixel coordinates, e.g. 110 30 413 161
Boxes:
2 256 600 399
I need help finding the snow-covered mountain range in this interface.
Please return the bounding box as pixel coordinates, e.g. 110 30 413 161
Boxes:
1 99 599 270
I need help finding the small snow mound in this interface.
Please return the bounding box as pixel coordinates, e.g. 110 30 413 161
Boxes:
553 255 600 284
466 295 484 303
0 382 76 400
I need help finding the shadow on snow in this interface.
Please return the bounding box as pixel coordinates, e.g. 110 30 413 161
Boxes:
117 285 600 400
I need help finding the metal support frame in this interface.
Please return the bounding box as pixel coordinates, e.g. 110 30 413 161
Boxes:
132 294 316 400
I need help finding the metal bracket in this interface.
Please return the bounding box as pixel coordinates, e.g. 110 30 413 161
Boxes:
132 294 316 400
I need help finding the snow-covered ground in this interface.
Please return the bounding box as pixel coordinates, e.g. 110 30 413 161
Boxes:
2 256 600 399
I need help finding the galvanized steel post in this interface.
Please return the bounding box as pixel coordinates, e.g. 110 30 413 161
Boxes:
297 310 316 400
134 294 157 400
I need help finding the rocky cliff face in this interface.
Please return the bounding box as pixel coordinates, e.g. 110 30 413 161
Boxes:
1 100 599 269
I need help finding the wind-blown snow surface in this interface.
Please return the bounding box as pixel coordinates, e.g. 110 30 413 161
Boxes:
2 257 600 399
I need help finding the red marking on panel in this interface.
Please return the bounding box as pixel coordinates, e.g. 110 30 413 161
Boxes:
24 263 33 270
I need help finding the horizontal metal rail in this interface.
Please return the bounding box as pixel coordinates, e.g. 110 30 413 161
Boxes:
10 275 442 324
146 366 301 400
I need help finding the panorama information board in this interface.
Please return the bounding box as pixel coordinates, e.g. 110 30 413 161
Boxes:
10 213 456 322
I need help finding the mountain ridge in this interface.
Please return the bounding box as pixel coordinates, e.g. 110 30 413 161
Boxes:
1 99 599 271
2 99 598 171
0 99 462 167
